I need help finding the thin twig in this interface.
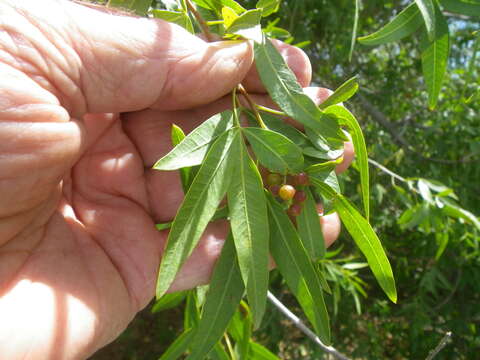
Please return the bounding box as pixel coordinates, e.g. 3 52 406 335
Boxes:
425 331 452 360
267 291 352 360
368 158 408 184
185 0 214 41
238 84 268 129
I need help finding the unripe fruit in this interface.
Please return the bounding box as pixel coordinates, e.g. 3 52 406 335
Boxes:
293 190 307 203
266 173 282 186
279 184 296 201
269 184 280 196
288 203 303 217
294 172 309 186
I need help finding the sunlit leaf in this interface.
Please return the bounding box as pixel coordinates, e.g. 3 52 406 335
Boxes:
187 234 245 359
319 76 359 109
226 9 263 42
349 0 360 61
266 193 331 344
312 180 397 303
440 0 480 17
193 0 246 14
324 105 370 219
358 3 423 46
222 6 238 28
250 341 281 359
256 0 280 17
170 124 191 193
227 136 269 329
254 38 345 142
420 5 450 109
416 0 436 40
243 127 304 174
153 111 234 171
156 129 239 298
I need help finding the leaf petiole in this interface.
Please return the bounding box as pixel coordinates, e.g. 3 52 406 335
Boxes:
256 104 286 117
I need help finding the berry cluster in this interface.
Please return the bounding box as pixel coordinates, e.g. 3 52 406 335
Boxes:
265 172 310 217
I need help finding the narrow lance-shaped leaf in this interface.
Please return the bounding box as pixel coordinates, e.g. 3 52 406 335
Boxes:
312 179 397 303
243 127 304 174
226 9 263 42
151 291 187 313
156 129 239 298
416 0 436 40
153 111 234 171
266 193 331 344
319 76 359 110
227 134 269 329
439 0 480 17
187 233 245 359
420 5 450 110
349 0 360 61
324 105 370 219
254 37 345 142
249 341 281 360
227 302 252 358
297 187 326 260
158 328 195 360
358 3 423 46
170 124 190 194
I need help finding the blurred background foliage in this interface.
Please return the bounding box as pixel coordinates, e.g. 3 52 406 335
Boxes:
91 0 480 359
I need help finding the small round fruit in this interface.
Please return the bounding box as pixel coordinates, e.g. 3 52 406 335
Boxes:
279 184 296 201
293 190 307 203
288 203 303 217
266 173 282 186
269 184 280 196
294 172 309 186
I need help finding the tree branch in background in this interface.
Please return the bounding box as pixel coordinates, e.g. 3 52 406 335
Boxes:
267 291 351 360
425 331 453 360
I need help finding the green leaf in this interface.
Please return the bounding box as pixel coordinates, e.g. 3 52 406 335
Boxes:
318 76 359 109
170 124 191 194
226 9 263 42
209 344 231 360
151 10 194 33
158 328 195 360
266 193 331 344
302 145 344 161
297 188 326 260
250 342 280 359
153 111 234 171
307 165 341 195
416 0 436 40
440 0 480 17
358 3 423 46
222 6 238 28
192 0 246 14
420 5 450 110
227 302 252 357
107 0 151 15
324 105 370 219
256 0 280 17
349 0 360 61
441 200 480 230
184 291 200 329
187 234 245 359
260 113 310 147
156 129 239 298
254 38 345 142
151 291 187 313
243 127 304 174
227 137 269 329
312 180 397 303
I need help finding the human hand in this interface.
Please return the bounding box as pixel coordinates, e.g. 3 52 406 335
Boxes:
0 1 353 359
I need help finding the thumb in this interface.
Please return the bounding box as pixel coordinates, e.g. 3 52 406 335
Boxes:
17 0 254 114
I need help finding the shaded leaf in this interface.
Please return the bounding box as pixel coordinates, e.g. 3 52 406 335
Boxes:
158 328 195 360
254 38 345 142
307 165 341 195
153 111 234 171
441 199 480 230
324 105 370 219
358 3 423 46
187 234 245 359
228 137 269 329
312 180 397 303
297 188 326 260
260 112 310 147
107 0 151 15
243 127 304 174
266 193 331 344
349 0 360 61
250 341 280 359
420 5 450 109
319 76 359 109
151 291 187 313
440 0 480 17
156 129 239 298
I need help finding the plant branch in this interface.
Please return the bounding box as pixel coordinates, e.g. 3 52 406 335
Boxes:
186 0 214 41
267 291 351 360
425 331 452 360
